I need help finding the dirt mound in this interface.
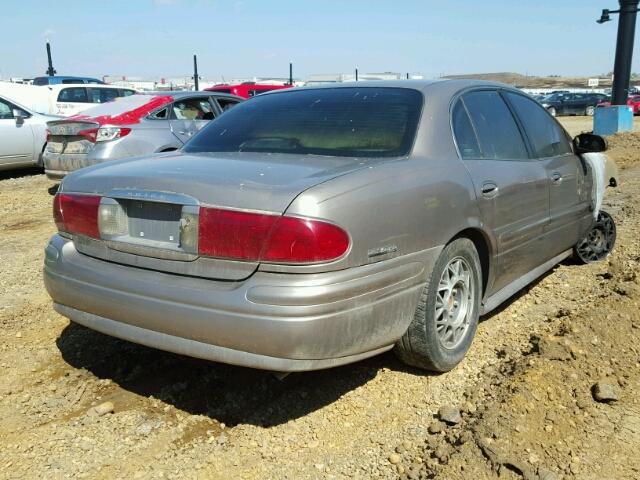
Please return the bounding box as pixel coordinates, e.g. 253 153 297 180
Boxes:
607 132 640 170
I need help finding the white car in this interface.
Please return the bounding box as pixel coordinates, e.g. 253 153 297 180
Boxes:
0 82 136 117
45 84 137 116
0 94 58 171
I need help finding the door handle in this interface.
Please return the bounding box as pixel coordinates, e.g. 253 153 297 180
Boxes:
481 182 498 198
178 131 194 136
550 172 563 184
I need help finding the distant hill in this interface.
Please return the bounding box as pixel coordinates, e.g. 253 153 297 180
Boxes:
441 72 613 89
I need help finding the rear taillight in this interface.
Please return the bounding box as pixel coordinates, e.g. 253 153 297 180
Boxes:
52 198 350 264
46 128 52 142
53 193 101 238
198 207 350 263
260 216 350 263
77 126 131 143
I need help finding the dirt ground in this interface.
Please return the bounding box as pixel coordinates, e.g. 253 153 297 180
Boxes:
1 118 639 480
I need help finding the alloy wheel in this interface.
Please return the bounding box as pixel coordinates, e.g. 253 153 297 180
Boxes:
575 211 616 263
435 257 474 349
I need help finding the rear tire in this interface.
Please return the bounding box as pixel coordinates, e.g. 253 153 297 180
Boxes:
586 105 595 116
394 238 482 372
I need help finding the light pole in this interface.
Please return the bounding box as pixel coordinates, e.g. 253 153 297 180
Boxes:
46 42 56 77
193 54 200 91
289 62 293 85
594 1 639 134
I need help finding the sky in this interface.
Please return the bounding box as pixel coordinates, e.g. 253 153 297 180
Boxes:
1 0 638 80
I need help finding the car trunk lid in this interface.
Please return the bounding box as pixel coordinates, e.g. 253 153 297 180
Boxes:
61 151 369 280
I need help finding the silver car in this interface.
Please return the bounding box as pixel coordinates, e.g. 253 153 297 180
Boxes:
0 94 57 171
43 80 615 373
43 91 242 179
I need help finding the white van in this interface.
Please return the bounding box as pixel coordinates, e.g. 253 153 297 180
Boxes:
0 82 136 117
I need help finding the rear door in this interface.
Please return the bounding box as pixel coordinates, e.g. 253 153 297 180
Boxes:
504 92 591 254
169 97 217 144
453 90 550 294
0 97 34 166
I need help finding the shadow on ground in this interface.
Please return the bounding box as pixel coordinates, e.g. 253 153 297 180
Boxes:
55 258 573 428
0 167 43 181
56 322 428 428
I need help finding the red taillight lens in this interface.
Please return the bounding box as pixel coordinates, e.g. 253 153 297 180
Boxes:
198 208 278 260
53 193 101 238
197 207 350 263
261 216 350 263
46 128 52 142
77 128 98 143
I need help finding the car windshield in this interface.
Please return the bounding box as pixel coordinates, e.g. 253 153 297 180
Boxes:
183 87 423 158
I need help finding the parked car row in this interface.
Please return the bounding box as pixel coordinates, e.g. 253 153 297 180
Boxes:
43 80 618 374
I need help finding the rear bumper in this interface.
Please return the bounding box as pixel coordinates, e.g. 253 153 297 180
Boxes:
43 152 96 180
44 234 439 371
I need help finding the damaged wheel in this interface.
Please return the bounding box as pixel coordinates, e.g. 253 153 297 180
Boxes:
574 211 616 263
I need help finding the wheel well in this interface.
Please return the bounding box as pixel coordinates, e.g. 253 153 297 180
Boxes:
452 228 491 297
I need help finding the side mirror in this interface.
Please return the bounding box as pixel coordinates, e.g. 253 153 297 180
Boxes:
12 108 27 125
573 133 608 154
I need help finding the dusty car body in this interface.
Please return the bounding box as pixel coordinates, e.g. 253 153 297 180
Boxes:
0 94 59 171
44 80 612 373
43 92 242 180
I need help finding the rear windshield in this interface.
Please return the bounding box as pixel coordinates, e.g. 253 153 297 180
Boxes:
184 87 423 158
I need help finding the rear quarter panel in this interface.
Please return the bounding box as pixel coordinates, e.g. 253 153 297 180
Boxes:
285 154 486 273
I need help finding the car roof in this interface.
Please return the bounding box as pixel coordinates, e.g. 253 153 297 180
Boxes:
256 79 523 98
44 84 137 91
147 90 243 100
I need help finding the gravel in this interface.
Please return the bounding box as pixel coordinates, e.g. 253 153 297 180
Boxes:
0 126 639 479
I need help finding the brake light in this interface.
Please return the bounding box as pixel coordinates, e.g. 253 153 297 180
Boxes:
46 128 52 142
198 207 350 263
262 216 350 263
77 127 131 143
77 128 98 143
53 193 101 238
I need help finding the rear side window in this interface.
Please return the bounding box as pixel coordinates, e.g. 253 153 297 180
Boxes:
171 97 215 120
215 97 240 112
452 100 481 159
505 92 572 158
184 87 423 158
120 89 135 97
33 77 48 86
57 87 89 103
89 88 120 103
462 90 528 160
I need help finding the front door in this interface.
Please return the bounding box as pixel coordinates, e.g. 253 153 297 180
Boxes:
0 98 34 166
453 91 550 295
169 97 217 144
504 91 591 256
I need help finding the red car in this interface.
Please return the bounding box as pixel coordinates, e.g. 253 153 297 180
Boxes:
205 82 292 99
597 94 640 114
